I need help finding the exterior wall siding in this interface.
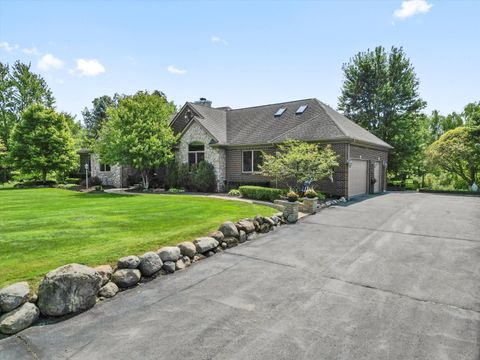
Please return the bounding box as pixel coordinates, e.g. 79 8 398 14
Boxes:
90 154 124 188
176 121 226 192
348 144 388 195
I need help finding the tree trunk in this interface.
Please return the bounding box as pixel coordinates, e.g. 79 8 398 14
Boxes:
42 169 47 184
140 170 149 190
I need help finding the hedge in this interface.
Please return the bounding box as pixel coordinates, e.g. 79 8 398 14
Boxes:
239 186 284 202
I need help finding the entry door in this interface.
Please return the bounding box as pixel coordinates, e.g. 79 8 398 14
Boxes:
348 160 368 197
374 162 381 193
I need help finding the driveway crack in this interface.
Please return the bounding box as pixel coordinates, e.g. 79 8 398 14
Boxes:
224 251 297 269
15 334 40 360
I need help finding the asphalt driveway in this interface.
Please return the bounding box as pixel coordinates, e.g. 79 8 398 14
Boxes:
1 192 479 359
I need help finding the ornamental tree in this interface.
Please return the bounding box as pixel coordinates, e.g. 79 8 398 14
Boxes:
260 140 339 190
96 91 177 189
10 104 77 183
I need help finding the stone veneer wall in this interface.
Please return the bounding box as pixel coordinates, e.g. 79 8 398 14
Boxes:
176 121 226 192
90 154 124 188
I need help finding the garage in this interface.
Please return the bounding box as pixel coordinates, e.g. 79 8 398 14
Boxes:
348 160 368 197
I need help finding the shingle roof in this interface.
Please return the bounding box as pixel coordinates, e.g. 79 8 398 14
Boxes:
177 98 392 150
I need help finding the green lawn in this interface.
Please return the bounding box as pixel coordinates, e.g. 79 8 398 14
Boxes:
0 188 276 289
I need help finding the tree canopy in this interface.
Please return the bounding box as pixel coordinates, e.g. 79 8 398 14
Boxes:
96 91 177 189
338 46 426 178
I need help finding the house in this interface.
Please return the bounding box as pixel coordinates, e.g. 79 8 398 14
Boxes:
171 98 392 198
85 97 392 199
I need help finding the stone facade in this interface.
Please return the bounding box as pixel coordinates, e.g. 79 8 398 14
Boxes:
176 121 226 192
90 154 124 188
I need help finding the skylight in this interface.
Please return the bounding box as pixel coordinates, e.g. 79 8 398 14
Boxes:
295 105 308 114
274 108 286 117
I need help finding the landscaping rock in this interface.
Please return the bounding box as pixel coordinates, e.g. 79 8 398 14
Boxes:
218 221 239 238
270 216 281 225
223 237 238 247
260 223 270 233
248 232 258 241
214 246 223 253
221 242 228 249
29 294 38 304
0 282 29 313
254 215 264 224
236 219 256 233
138 252 163 276
177 242 197 258
205 251 215 257
175 259 186 270
238 230 247 243
193 237 219 253
263 217 275 227
94 265 113 286
0 303 39 335
158 247 181 262
208 230 224 242
182 256 191 267
193 254 206 262
98 282 119 298
37 264 102 317
111 269 141 288
253 220 260 232
117 255 141 269
162 261 176 273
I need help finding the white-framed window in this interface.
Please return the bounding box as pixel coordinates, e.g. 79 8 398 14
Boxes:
99 163 111 172
188 143 205 166
242 150 263 173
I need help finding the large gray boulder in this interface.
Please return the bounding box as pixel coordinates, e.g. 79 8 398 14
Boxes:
37 264 102 317
162 261 176 274
94 265 113 286
236 219 256 234
218 221 239 238
158 246 181 262
117 255 141 269
0 282 29 313
98 282 119 298
238 230 247 243
207 230 224 242
138 252 163 276
0 303 39 335
111 269 141 288
193 237 219 253
177 242 197 258
223 237 239 248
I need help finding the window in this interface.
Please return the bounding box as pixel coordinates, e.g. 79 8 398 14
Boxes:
188 143 205 166
242 150 263 173
99 163 111 172
274 108 286 117
295 105 308 114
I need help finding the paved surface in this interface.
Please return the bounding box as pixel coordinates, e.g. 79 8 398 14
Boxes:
1 192 479 359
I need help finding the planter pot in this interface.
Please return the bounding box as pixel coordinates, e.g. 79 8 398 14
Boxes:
283 201 299 223
302 197 318 214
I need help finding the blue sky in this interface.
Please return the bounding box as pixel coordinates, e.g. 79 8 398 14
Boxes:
0 0 479 121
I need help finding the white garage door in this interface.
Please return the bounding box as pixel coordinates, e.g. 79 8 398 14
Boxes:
373 162 381 193
348 160 368 197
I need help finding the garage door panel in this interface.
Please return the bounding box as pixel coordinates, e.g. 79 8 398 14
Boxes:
348 160 367 197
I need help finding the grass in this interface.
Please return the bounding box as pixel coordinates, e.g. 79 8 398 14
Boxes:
0 188 277 289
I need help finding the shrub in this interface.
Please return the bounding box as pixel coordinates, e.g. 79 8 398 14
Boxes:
177 163 191 189
168 187 185 193
228 189 241 197
304 188 317 198
239 186 283 202
317 192 326 201
80 176 102 187
287 190 299 202
190 161 216 192
65 177 82 185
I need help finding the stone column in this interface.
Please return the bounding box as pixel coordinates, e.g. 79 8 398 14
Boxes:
303 197 318 214
283 201 299 223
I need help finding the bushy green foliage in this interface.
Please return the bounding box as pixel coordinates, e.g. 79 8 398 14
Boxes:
190 161 216 192
304 188 317 198
287 190 299 202
317 192 326 201
239 185 283 202
165 161 216 192
228 189 241 197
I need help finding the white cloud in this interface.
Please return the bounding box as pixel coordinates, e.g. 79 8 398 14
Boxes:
22 46 40 55
71 58 106 76
211 35 228 46
167 65 187 75
0 41 19 52
394 0 433 19
38 53 64 71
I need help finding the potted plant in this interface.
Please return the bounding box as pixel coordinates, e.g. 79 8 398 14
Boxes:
304 187 317 199
287 190 299 202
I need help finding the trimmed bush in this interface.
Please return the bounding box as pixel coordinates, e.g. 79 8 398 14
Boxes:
228 189 241 197
239 186 283 202
190 161 216 192
317 192 326 201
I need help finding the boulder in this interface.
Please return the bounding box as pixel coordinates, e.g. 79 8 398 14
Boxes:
248 232 258 241
0 303 39 335
236 219 256 233
254 215 264 224
29 294 38 304
205 251 215 257
207 230 224 242
0 282 29 313
260 223 270 233
98 282 119 298
221 242 228 249
117 255 141 269
193 237 219 253
37 264 102 317
177 242 197 258
253 221 260 232
111 269 141 288
175 259 186 270
158 247 181 262
162 261 176 273
138 252 163 276
94 265 113 286
218 221 239 238
223 237 238 247
193 254 206 262
238 230 247 243
182 256 191 267
263 217 275 227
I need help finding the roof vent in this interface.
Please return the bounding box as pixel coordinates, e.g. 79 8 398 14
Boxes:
274 108 287 117
193 97 212 107
295 105 308 115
